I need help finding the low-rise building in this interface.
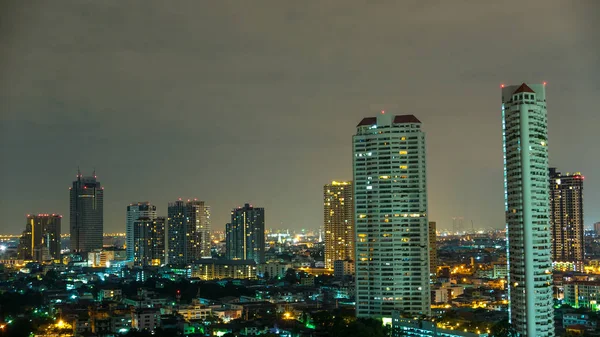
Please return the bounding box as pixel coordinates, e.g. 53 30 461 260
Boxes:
563 313 597 330
258 262 292 279
564 281 600 310
132 308 161 332
177 300 212 321
192 259 256 280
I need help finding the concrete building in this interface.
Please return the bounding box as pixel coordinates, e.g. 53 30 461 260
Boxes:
258 262 292 279
167 199 211 265
126 202 157 261
133 217 166 266
323 181 354 269
564 281 600 310
429 221 437 278
594 222 600 236
18 214 61 262
502 83 554 336
391 314 489 337
334 259 355 279
178 300 212 321
70 171 104 253
549 168 584 271
191 259 256 280
132 308 160 332
226 203 265 264
353 113 430 318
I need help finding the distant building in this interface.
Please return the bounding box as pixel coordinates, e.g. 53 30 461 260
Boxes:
429 221 437 277
502 83 554 336
595 222 600 236
178 299 212 321
126 202 157 261
333 260 355 279
564 281 600 310
258 262 292 279
18 214 61 262
70 171 103 253
323 181 354 269
226 203 265 264
354 113 430 318
391 313 489 337
167 199 211 265
88 248 127 268
549 168 584 271
133 217 166 266
132 308 160 332
191 259 256 280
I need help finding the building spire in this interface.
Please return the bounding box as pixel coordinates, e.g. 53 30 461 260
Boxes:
77 166 81 179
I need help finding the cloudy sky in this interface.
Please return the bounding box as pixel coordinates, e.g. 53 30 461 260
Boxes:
1 0 598 234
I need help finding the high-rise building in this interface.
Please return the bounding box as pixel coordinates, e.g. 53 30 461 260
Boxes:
18 214 62 262
502 83 554 336
167 199 211 265
323 181 354 269
353 112 430 318
549 168 584 270
226 203 265 264
429 221 437 278
133 216 166 266
70 171 104 253
126 202 158 261
595 222 600 236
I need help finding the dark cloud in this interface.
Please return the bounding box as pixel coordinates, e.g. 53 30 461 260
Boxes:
1 0 598 233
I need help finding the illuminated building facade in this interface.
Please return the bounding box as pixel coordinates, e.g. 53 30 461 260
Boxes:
191 259 257 280
133 216 166 266
353 113 430 318
70 171 104 253
126 202 157 261
502 83 554 336
429 221 437 278
18 214 61 262
323 181 354 269
167 199 211 265
549 168 584 271
226 203 265 264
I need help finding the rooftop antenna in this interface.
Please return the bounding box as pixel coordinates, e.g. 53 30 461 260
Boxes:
93 167 96 178
77 166 81 179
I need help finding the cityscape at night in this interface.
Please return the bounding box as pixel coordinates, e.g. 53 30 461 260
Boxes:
0 1 599 337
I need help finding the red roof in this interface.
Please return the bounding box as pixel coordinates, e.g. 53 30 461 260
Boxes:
513 83 535 94
357 115 421 127
357 117 377 126
394 115 421 124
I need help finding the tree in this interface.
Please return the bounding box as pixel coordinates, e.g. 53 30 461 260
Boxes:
490 318 515 337
284 268 297 284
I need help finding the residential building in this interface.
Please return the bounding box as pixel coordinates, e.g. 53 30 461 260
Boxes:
333 259 355 279
178 300 212 321
549 168 584 271
429 221 437 277
226 203 265 264
324 181 354 269
258 262 292 279
133 217 166 266
563 313 597 330
391 314 489 337
191 259 256 280
167 199 211 265
132 308 160 332
353 112 430 318
126 202 157 261
502 83 554 336
564 281 600 310
18 214 61 262
70 171 103 253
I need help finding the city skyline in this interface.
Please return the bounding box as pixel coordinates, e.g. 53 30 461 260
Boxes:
1 2 599 235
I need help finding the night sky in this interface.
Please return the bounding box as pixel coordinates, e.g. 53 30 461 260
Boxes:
1 1 598 234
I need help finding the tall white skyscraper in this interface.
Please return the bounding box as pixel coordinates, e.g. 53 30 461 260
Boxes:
502 83 554 337
353 112 430 318
126 202 157 261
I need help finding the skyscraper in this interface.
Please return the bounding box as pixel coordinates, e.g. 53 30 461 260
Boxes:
167 199 211 265
323 181 354 269
133 216 166 266
549 168 584 271
353 113 430 318
226 203 265 264
502 83 554 337
18 214 61 262
126 202 158 261
429 221 437 278
70 171 103 253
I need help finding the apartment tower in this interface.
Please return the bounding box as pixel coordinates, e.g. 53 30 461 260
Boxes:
353 112 430 318
323 181 354 270
225 203 265 264
502 83 554 336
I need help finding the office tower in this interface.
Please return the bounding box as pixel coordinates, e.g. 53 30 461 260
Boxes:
226 203 265 264
323 181 354 269
70 171 104 253
18 214 61 262
502 83 554 337
126 202 158 261
549 168 584 270
429 221 437 277
353 112 430 318
167 199 211 265
133 216 166 266
595 222 600 236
